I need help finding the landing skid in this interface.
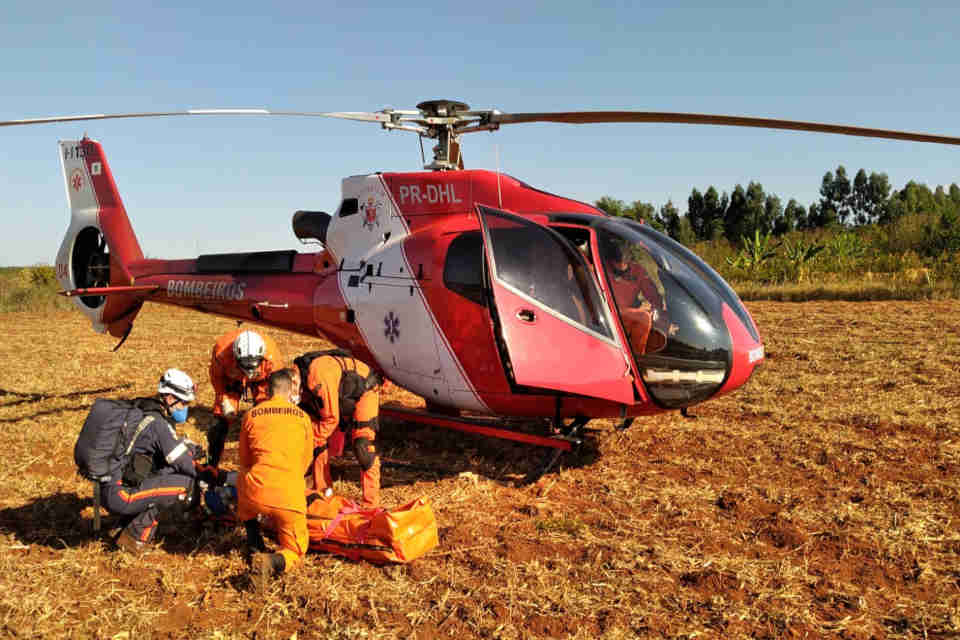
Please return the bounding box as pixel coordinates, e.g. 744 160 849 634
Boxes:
380 406 585 484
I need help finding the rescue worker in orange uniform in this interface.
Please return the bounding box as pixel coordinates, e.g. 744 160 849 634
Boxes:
293 351 382 507
208 328 283 467
236 369 313 585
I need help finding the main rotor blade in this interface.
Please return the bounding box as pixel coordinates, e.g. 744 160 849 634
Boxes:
490 111 960 146
0 109 386 127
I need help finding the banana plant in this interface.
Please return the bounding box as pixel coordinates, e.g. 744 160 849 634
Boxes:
727 228 780 274
782 237 825 283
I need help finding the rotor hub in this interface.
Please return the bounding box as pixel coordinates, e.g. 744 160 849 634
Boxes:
414 100 474 171
416 100 470 118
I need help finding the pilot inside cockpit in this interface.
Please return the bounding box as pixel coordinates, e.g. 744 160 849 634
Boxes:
602 240 669 355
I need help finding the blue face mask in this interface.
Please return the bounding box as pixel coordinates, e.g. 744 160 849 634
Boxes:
171 406 189 424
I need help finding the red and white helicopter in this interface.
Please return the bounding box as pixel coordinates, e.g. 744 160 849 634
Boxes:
5 101 959 479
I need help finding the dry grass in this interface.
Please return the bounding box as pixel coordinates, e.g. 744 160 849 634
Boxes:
0 301 958 638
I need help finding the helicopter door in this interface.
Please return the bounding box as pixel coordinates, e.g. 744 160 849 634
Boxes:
477 205 634 404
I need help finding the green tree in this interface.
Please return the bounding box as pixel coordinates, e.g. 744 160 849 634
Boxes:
764 194 783 236
654 201 684 240
724 184 748 243
744 182 767 237
819 166 850 225
595 196 628 217
629 201 657 222
852 169 870 225
702 186 727 241
866 171 892 224
687 188 707 240
883 181 938 223
777 199 804 234
662 201 681 236
923 206 960 256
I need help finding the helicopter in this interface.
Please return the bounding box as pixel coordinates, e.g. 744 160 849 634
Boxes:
5 100 960 480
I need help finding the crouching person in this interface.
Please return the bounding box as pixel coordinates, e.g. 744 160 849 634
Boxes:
236 369 313 588
101 369 201 554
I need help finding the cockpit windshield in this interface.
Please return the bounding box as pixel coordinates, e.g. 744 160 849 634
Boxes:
596 219 741 408
480 206 614 340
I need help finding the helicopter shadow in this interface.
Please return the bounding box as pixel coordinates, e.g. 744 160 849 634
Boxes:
187 407 600 489
371 416 601 489
0 385 133 424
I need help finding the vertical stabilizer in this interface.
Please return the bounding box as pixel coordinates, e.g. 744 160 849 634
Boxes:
55 138 145 336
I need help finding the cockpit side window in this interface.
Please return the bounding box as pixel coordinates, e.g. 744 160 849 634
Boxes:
443 231 485 305
481 208 613 339
551 226 593 264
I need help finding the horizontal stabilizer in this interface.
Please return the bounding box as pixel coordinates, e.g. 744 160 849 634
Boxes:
59 284 160 298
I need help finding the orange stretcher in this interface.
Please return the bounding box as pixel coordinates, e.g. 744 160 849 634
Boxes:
303 492 438 563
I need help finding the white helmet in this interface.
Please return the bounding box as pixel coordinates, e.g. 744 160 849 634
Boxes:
233 330 266 376
158 368 196 402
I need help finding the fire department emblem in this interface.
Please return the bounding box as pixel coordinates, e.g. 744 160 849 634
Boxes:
361 195 382 231
384 311 400 343
70 168 84 192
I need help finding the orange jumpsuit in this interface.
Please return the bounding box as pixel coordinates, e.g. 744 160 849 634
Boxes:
304 355 381 507
209 328 283 418
236 395 313 571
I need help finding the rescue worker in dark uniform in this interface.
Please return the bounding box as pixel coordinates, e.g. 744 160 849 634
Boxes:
208 328 284 467
104 368 202 554
293 351 382 507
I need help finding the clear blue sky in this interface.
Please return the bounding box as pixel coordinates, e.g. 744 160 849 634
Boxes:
2 1 958 266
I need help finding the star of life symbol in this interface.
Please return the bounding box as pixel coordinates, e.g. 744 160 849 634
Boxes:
70 169 84 192
384 311 400 343
361 195 382 231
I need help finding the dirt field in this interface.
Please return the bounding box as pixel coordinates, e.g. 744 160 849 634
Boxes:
0 300 957 639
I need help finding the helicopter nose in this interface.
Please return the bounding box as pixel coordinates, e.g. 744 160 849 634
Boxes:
715 302 764 397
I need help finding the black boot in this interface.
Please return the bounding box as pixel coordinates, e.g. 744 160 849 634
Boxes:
244 519 267 553
251 552 286 592
116 527 153 555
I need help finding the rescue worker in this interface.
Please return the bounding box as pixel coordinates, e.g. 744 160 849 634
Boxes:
104 368 202 554
236 369 313 586
294 351 382 507
208 328 283 467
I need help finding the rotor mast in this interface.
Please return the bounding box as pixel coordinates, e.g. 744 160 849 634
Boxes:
416 100 472 171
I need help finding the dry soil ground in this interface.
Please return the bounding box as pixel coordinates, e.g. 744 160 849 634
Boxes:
0 300 957 639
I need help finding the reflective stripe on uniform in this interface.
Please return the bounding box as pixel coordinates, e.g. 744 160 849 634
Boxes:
166 442 188 463
115 484 187 503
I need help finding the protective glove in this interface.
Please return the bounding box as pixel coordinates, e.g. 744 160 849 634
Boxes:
196 464 223 486
185 440 206 463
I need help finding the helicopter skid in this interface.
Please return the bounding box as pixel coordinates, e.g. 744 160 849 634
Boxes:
380 406 574 452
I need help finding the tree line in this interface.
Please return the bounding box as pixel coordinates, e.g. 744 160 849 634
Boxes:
596 165 960 250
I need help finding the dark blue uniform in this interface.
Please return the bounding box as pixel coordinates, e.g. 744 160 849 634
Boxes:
101 398 197 544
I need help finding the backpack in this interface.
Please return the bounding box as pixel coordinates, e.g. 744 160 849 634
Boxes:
74 398 157 482
293 349 381 418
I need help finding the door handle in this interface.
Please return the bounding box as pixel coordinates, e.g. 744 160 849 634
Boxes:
516 309 536 323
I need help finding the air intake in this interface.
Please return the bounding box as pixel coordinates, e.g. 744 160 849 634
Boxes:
292 210 331 244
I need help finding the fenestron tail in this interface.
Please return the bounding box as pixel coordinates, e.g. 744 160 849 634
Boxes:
55 138 146 336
